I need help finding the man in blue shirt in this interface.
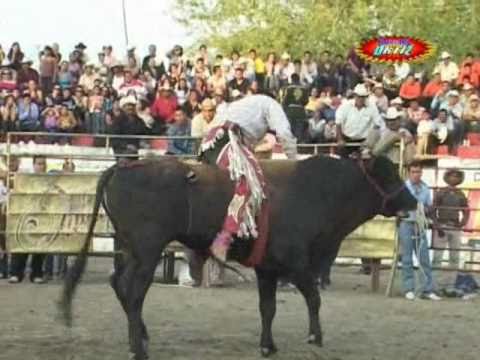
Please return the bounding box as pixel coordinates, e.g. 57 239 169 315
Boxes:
166 107 193 155
18 92 40 131
399 162 441 301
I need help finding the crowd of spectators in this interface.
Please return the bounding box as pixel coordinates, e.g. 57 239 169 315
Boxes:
0 42 479 155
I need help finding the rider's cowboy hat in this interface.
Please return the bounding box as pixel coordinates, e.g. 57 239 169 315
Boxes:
443 168 465 186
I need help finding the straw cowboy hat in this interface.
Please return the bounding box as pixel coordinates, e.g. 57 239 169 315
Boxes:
443 169 465 186
281 52 291 60
201 98 216 110
470 94 480 102
447 90 460 97
440 51 451 60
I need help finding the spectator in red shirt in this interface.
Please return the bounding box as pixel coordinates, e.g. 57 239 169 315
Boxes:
118 69 147 98
151 81 178 134
0 67 17 93
399 74 422 103
458 53 480 88
422 72 443 108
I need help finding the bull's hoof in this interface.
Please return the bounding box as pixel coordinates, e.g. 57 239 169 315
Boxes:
260 345 278 357
306 333 323 347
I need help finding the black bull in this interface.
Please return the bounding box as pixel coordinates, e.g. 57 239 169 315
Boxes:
60 155 416 359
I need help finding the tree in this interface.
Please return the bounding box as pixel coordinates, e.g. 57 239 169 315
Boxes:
173 0 480 63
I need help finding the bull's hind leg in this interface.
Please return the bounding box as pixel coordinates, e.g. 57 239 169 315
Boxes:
110 251 149 354
255 269 278 357
292 272 323 347
123 250 161 360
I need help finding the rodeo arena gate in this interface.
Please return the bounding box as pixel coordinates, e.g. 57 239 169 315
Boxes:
1 132 479 295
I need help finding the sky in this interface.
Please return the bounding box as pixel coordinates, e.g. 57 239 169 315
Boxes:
0 0 190 62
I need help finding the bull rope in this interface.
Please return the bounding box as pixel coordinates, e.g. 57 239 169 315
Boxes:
414 202 430 288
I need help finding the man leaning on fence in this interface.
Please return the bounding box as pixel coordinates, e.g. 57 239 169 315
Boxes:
432 169 470 269
399 162 441 301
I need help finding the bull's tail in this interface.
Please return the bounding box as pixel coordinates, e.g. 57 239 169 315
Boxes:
59 166 116 327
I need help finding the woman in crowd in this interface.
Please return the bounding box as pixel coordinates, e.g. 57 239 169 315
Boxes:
26 80 44 105
175 77 189 106
68 50 83 82
41 106 59 133
57 61 74 89
193 76 208 101
0 95 18 133
102 86 115 113
182 89 202 119
57 105 77 134
0 68 17 93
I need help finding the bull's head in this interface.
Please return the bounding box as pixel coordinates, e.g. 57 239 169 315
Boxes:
361 156 417 217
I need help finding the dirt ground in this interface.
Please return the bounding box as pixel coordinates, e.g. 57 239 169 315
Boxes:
0 258 478 360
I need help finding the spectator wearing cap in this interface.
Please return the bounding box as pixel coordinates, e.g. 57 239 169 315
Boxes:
74 42 89 64
365 107 414 166
110 95 148 152
439 90 464 147
18 92 40 131
118 69 147 98
433 51 459 83
166 107 193 155
394 61 411 81
39 46 58 93
16 59 39 89
368 83 388 114
150 81 178 132
191 98 222 138
335 83 383 156
433 169 470 269
382 65 402 100
399 74 422 103
462 94 480 133
78 64 100 93
227 64 250 100
7 42 24 71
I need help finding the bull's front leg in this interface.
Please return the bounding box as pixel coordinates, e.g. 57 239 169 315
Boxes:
255 268 278 357
292 272 323 347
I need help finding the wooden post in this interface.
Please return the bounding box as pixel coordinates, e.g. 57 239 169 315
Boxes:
371 259 381 292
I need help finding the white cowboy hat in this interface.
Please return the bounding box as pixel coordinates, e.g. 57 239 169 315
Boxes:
440 51 451 60
384 107 401 120
463 83 474 90
281 52 291 60
447 90 460 97
391 97 404 105
353 84 369 97
119 95 138 108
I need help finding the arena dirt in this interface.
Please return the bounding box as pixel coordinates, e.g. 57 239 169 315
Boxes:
0 258 478 360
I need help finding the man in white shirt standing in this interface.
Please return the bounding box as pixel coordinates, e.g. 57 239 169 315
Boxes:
335 83 383 156
433 51 459 84
200 94 297 261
